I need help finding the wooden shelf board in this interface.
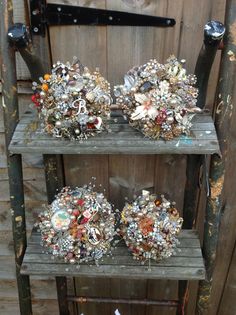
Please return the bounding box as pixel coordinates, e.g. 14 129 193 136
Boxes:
21 229 205 281
9 110 220 155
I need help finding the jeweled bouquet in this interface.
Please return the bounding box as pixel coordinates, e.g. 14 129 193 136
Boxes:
32 58 112 140
120 191 183 261
36 186 116 264
114 56 200 140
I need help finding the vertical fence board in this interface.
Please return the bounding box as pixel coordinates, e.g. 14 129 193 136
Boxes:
109 154 155 315
218 241 236 315
64 155 110 315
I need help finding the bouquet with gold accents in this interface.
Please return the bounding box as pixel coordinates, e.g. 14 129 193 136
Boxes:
36 186 116 264
120 191 183 262
32 58 112 140
114 56 200 140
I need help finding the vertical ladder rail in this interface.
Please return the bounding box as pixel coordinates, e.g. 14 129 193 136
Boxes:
0 1 32 314
181 21 225 315
6 22 69 315
197 0 236 313
183 20 225 230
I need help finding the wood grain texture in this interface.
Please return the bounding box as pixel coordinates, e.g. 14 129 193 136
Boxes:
21 230 205 280
109 154 155 315
64 154 110 315
218 241 236 315
9 110 220 155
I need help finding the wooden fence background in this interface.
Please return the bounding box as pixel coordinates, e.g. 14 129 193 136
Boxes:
0 0 236 314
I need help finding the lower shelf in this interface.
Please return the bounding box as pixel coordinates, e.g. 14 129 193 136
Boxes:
21 229 205 280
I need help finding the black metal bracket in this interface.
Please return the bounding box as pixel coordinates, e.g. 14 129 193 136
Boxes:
30 0 176 36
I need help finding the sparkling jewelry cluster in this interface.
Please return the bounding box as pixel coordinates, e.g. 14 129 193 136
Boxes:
120 191 183 261
36 186 116 264
32 59 112 140
114 56 200 140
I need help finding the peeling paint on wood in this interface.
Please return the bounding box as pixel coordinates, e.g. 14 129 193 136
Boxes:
15 216 22 222
227 49 236 61
210 175 224 200
229 20 236 45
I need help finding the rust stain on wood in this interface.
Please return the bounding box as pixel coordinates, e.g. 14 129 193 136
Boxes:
197 282 212 311
230 21 236 46
210 175 224 200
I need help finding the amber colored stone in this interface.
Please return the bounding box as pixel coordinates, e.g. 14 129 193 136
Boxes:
141 243 151 251
169 207 179 216
155 199 161 206
139 217 154 236
44 74 51 81
41 83 49 91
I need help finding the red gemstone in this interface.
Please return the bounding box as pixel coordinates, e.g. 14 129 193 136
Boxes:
77 199 84 206
80 217 89 224
31 95 36 102
73 209 80 216
87 123 95 129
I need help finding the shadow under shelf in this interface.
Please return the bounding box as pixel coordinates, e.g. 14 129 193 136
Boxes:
9 109 220 155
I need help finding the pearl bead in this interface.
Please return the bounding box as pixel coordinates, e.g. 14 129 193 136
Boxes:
61 94 69 101
75 128 80 135
55 121 62 127
40 91 46 98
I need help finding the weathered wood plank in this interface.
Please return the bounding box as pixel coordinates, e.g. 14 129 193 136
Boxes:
0 298 59 315
21 230 205 281
21 263 205 280
9 111 220 155
23 254 204 268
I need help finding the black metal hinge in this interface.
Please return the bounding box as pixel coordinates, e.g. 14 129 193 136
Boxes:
30 0 176 36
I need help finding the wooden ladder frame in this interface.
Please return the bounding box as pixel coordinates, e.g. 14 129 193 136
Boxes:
1 0 233 314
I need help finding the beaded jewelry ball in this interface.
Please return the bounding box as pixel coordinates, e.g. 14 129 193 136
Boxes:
36 186 116 264
120 191 183 262
32 58 112 140
114 56 201 140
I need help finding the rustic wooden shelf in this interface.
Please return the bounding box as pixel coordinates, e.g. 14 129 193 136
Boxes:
21 229 205 281
9 109 220 155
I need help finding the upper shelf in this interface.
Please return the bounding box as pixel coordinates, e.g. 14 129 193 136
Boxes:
9 109 220 155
